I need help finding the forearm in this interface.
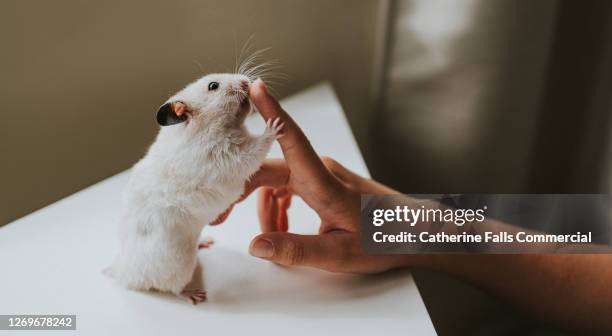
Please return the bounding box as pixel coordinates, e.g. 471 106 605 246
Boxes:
343 172 612 332
410 254 612 334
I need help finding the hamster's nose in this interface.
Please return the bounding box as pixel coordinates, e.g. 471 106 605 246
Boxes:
240 80 249 91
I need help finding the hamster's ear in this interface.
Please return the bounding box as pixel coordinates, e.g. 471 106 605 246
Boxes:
156 101 188 126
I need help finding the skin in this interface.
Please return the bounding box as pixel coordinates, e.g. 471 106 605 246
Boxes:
171 102 187 117
216 79 612 334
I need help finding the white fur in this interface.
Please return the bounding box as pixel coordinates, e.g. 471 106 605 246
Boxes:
106 73 279 295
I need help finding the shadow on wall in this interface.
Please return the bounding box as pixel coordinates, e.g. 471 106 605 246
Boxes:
373 0 612 194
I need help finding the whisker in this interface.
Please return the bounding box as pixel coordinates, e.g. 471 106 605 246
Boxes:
233 32 239 74
237 35 258 75
239 48 271 77
192 59 204 74
233 45 287 96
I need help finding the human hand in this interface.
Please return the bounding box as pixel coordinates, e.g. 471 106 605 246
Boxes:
230 79 411 273
210 80 612 333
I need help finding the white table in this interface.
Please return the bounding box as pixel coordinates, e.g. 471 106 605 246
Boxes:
0 83 436 335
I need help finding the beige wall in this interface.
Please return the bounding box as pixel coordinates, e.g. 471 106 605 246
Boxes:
0 0 384 224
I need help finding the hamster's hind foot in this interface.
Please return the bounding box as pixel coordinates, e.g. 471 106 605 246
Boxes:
180 289 207 305
197 237 215 249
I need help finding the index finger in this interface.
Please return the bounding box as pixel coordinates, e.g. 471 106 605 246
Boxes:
239 159 290 202
249 79 331 187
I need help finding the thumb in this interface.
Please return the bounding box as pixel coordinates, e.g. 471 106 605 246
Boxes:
249 232 348 270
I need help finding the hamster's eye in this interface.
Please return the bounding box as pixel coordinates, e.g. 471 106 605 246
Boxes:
208 82 220 91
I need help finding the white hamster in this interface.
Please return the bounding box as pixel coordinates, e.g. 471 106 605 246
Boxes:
105 73 282 304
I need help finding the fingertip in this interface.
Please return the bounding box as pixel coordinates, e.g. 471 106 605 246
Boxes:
258 187 280 233
249 236 274 259
249 79 283 120
249 78 268 99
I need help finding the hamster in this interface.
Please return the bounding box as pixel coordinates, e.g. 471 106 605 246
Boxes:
105 73 283 304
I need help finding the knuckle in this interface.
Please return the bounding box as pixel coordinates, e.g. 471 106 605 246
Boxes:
282 239 304 266
321 156 339 170
321 157 355 187
281 140 299 155
280 125 309 152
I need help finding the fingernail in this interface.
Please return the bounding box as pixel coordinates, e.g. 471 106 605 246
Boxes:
250 239 274 258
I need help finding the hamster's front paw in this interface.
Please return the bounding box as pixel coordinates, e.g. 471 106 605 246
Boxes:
265 117 285 139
